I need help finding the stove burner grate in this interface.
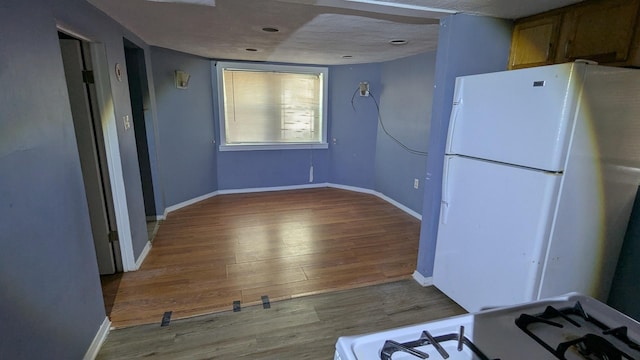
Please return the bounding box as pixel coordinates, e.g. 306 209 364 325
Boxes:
380 326 497 360
515 301 640 360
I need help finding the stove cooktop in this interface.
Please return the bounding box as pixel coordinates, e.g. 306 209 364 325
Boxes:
380 326 494 360
334 293 640 360
516 301 640 359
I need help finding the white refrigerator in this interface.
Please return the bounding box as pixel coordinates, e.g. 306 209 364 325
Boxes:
432 62 640 313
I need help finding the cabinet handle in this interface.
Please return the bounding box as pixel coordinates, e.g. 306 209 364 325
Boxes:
564 40 572 58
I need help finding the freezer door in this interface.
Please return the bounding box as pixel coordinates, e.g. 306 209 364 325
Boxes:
433 155 561 312
447 63 584 172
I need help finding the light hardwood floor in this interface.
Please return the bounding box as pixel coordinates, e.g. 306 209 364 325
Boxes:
97 280 466 359
101 188 422 328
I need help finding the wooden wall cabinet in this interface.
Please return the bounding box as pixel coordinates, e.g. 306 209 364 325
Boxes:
509 0 640 69
509 15 562 69
556 0 640 64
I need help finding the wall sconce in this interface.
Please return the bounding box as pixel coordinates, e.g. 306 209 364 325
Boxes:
175 70 190 89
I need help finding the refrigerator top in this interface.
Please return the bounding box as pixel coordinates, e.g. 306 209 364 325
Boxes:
446 62 587 172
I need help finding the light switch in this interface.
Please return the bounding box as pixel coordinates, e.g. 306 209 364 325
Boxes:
123 115 131 130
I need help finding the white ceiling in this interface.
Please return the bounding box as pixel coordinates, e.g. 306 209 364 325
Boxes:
88 0 583 65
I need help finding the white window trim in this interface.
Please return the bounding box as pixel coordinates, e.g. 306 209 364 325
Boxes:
214 61 329 151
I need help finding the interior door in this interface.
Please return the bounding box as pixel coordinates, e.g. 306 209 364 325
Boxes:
433 155 561 312
59 37 117 274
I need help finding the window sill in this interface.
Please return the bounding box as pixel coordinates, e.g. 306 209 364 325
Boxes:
219 143 329 152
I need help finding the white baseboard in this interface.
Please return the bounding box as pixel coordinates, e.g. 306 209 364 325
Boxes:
217 183 326 195
164 190 220 215
327 183 422 220
83 316 111 360
146 215 164 221
161 183 422 222
326 183 376 195
372 191 421 220
412 270 433 287
134 241 152 270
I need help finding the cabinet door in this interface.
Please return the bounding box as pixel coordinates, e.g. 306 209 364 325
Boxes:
556 0 640 64
508 15 561 69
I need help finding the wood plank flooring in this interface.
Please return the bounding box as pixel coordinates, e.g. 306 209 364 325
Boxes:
101 188 422 328
97 280 466 359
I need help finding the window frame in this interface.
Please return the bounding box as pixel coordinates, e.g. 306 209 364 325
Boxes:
214 61 329 151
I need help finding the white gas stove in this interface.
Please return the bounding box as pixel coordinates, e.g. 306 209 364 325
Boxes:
334 293 640 359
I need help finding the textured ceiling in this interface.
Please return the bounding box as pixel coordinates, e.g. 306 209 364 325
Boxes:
87 0 583 65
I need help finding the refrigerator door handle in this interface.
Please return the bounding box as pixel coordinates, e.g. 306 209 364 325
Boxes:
441 200 449 225
441 157 452 225
446 100 463 153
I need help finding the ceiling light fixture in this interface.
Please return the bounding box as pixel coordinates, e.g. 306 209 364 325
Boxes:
342 55 353 58
245 48 258 52
261 27 280 33
389 39 408 45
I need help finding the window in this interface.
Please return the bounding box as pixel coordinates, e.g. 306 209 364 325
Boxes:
215 62 329 151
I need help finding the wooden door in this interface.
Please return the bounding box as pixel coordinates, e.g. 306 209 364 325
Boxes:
60 36 117 275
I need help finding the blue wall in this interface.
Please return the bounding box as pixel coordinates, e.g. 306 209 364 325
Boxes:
416 14 513 277
217 149 330 189
150 53 435 210
328 64 381 189
147 54 385 197
0 0 154 358
375 52 436 213
151 47 218 206
150 51 436 210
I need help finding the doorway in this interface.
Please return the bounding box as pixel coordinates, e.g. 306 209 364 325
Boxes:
58 32 122 275
123 38 159 242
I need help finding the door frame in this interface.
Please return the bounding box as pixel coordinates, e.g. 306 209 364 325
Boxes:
124 39 158 224
58 25 137 271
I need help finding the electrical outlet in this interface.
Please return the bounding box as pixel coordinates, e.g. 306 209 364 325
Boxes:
414 178 419 189
123 115 131 130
